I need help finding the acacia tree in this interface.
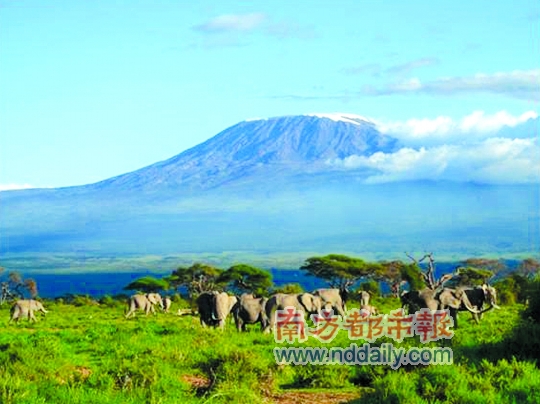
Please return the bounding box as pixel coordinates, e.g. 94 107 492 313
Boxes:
517 258 540 279
377 260 413 297
452 267 494 286
166 263 224 298
218 264 273 296
460 258 506 278
300 254 382 290
124 276 169 294
0 268 38 304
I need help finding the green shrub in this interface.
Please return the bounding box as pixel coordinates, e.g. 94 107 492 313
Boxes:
357 280 380 297
524 277 540 323
272 283 304 294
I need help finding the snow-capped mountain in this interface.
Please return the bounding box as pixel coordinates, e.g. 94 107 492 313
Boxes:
88 114 397 191
0 114 537 259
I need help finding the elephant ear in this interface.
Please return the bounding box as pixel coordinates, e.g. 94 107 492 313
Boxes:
441 291 461 309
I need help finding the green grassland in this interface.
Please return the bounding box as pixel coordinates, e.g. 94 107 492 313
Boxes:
1 297 539 404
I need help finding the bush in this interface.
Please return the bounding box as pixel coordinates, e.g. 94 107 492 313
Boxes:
99 295 119 308
71 295 99 307
357 280 380 297
272 283 304 294
498 289 516 305
524 277 540 323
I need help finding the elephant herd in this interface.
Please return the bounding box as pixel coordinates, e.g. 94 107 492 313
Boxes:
195 288 374 333
400 284 499 327
6 285 499 331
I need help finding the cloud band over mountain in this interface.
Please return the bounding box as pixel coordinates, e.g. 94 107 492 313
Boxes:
328 110 539 184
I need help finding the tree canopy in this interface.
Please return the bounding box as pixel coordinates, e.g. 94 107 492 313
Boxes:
517 258 540 279
452 266 494 286
124 276 169 293
166 263 224 297
219 264 273 296
461 258 506 277
300 254 382 289
0 268 38 304
400 262 427 291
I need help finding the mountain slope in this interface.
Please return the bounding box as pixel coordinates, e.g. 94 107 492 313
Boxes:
89 114 397 191
1 114 538 260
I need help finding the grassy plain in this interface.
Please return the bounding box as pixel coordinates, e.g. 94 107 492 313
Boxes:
0 297 539 403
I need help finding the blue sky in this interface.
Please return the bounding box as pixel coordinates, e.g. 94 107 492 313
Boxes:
1 0 538 189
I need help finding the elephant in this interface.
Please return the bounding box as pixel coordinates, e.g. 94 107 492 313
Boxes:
264 293 323 332
313 288 347 317
360 291 370 306
441 285 499 325
125 293 164 318
232 293 268 332
400 288 440 313
401 287 482 328
10 299 48 323
196 291 237 330
163 296 172 313
360 304 378 316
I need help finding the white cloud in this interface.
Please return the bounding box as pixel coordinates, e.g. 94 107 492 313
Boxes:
327 137 540 184
376 110 538 146
193 13 266 33
0 183 35 191
369 69 540 101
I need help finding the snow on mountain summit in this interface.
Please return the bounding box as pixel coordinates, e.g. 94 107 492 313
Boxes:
304 113 373 125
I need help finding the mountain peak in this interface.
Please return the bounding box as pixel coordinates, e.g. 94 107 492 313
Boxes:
304 113 373 125
243 113 373 126
92 114 398 191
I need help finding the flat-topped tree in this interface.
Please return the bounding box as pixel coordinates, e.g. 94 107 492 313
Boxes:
517 258 540 279
218 264 273 296
300 254 382 290
167 263 224 298
124 276 169 294
461 258 507 276
452 267 494 287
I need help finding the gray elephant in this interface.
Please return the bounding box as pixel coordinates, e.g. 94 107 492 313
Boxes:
10 299 48 323
264 292 322 332
401 287 482 328
439 285 499 326
232 293 268 332
125 293 164 318
360 304 378 316
163 296 172 313
313 288 347 317
360 291 370 306
196 291 237 330
400 288 440 313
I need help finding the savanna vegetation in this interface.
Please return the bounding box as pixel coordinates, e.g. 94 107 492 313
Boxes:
0 256 539 403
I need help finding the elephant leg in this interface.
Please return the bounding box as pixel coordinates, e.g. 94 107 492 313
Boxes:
125 304 135 318
29 310 37 323
472 312 480 324
9 307 18 323
335 304 346 317
450 308 458 328
217 319 225 330
264 310 275 333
